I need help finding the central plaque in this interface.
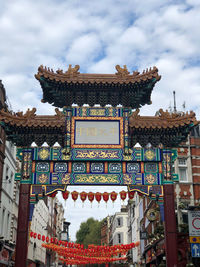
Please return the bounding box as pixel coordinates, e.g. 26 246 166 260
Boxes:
71 117 124 148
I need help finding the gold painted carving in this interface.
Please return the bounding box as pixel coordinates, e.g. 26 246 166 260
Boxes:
75 174 119 183
38 174 48 183
62 173 71 184
145 174 156 184
144 149 155 160
123 174 132 185
90 109 105 116
39 148 49 160
56 64 80 77
115 65 130 78
76 150 119 159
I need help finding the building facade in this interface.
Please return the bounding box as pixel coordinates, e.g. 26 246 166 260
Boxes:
109 206 129 246
0 140 18 266
129 125 200 266
101 216 111 246
28 200 49 267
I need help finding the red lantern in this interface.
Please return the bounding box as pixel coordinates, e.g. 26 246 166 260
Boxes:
49 191 57 198
71 191 79 202
110 191 117 202
88 192 95 206
128 191 135 199
135 241 140 247
46 236 49 243
95 192 102 205
119 190 127 201
42 235 45 241
80 191 87 203
103 192 109 202
137 191 143 197
62 190 69 200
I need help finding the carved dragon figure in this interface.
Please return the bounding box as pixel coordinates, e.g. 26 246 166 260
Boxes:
115 65 130 77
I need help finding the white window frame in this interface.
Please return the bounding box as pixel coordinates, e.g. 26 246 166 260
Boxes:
178 158 188 182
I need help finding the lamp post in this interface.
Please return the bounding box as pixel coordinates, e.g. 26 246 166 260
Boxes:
61 221 70 242
60 222 70 267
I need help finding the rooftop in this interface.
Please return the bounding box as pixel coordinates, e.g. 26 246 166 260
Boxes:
35 65 161 108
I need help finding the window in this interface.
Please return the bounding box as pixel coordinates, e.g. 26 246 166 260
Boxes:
15 185 20 204
182 212 188 224
178 158 187 166
179 168 188 182
117 217 123 227
118 233 121 244
1 208 5 236
178 158 188 182
6 213 10 239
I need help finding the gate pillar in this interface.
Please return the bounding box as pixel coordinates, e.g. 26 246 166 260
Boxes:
163 184 178 266
15 184 31 267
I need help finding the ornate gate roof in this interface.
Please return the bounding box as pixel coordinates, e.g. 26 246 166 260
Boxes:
35 65 161 108
0 107 197 147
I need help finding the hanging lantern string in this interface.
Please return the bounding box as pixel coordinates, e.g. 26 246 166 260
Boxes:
49 190 154 203
30 231 140 256
30 231 140 265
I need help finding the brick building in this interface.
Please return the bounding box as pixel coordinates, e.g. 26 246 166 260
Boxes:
101 216 111 246
134 124 200 267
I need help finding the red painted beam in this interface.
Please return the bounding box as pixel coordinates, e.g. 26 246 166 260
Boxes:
163 184 178 267
15 184 31 267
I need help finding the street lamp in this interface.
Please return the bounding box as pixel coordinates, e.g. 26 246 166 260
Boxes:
61 221 70 242
60 222 70 267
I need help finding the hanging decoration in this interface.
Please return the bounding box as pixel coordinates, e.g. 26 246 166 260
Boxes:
80 191 87 206
128 191 135 199
30 231 140 265
110 191 117 206
62 191 69 200
120 190 127 202
62 190 69 207
56 190 156 204
137 191 144 197
95 192 102 207
49 192 57 198
103 192 109 207
88 192 95 207
71 191 79 205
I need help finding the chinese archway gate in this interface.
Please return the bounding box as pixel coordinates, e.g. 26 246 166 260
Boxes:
0 65 198 267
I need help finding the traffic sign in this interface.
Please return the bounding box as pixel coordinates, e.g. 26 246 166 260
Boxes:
188 211 200 236
190 236 200 243
191 243 200 257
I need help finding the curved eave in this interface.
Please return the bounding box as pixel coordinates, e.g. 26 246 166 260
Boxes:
35 65 161 108
35 65 161 85
129 110 198 129
38 78 157 108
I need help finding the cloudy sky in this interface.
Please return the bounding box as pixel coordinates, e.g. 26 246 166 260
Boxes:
1 0 200 240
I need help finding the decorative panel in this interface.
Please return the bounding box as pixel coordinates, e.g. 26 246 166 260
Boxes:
54 163 67 172
36 162 50 172
71 116 124 149
127 163 140 173
90 163 104 173
109 163 122 173
145 163 158 173
73 162 86 173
